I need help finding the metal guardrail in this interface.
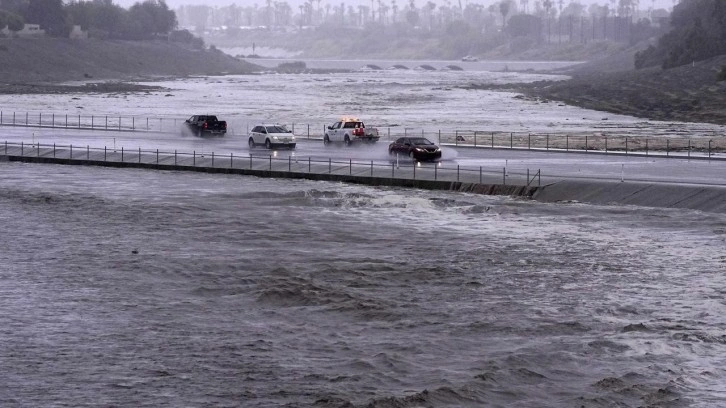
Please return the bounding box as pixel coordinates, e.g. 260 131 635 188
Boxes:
1 111 723 160
1 141 541 189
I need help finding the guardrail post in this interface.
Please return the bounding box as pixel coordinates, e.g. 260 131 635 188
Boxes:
546 134 549 150
666 139 669 157
70 144 73 159
457 165 460 182
474 131 477 147
510 132 513 148
566 135 569 151
132 117 135 130
175 150 177 165
53 143 55 158
502 167 506 185
139 147 141 163
625 137 628 155
434 164 437 180
708 140 712 159
455 130 459 146
78 115 80 129
528 133 531 150
479 166 482 184
413 162 416 179
157 149 159 164
391 162 394 178
194 151 196 167
230 153 233 168
268 155 271 171
307 124 310 138
105 116 108 130
491 132 494 148
104 146 106 161
91 115 94 129
370 160 373 176
25 112 28 125
4 140 6 155
605 136 608 153
120 146 123 162
52 113 54 127
585 136 588 152
87 145 89 160
329 158 331 174
688 139 691 158
289 156 292 172
309 157 311 173
349 159 352 175
21 141 23 156
527 168 530 185
645 139 648 156
39 113 42 126
147 117 149 131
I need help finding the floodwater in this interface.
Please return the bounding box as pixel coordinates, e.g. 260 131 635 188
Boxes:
2 64 726 407
1 62 724 139
1 163 725 407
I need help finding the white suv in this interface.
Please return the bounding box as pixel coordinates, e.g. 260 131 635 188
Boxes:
248 124 296 149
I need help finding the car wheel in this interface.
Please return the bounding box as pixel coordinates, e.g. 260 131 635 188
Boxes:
248 138 255 148
265 139 272 149
344 135 351 146
323 135 330 146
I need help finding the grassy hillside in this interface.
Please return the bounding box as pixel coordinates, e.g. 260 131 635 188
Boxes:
0 38 261 84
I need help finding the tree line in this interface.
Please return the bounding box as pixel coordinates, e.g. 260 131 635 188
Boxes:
635 0 726 69
0 0 177 40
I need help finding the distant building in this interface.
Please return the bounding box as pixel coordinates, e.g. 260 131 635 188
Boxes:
16 24 45 38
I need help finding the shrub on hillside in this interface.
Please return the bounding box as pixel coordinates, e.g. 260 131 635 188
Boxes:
718 66 726 81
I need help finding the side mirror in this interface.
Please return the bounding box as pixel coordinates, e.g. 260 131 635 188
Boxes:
327 126 333 130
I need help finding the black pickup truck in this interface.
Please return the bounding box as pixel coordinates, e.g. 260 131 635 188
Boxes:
183 115 227 137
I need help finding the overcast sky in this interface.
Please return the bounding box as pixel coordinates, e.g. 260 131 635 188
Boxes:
115 0 677 11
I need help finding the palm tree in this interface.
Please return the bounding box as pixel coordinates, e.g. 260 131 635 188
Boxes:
543 0 553 42
520 0 529 14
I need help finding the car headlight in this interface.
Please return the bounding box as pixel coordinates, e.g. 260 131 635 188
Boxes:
272 136 279 140
415 147 425 152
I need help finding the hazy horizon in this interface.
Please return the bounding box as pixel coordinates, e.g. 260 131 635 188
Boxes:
115 0 676 11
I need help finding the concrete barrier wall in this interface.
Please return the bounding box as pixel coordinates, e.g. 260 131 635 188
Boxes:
4 154 726 214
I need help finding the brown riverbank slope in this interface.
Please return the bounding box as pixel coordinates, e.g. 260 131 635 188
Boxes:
519 52 726 125
0 38 261 93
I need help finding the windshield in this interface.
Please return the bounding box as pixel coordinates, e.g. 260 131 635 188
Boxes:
265 126 290 133
410 138 433 145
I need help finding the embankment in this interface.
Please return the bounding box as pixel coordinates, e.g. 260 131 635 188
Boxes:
533 179 726 213
4 153 726 214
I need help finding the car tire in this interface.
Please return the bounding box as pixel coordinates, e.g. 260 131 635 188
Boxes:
265 139 272 149
248 138 255 148
344 135 351 146
323 135 330 146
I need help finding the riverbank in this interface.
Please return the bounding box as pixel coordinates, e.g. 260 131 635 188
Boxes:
0 38 261 93
514 54 726 125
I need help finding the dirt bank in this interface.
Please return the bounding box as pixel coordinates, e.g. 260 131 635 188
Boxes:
0 38 261 93
518 54 726 125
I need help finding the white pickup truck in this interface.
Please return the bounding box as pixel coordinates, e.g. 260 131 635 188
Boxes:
323 117 380 146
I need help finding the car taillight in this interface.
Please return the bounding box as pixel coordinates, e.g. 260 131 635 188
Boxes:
204 122 208 129
353 128 363 136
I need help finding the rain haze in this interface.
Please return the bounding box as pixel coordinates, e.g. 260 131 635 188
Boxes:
115 0 676 11
2 0 726 407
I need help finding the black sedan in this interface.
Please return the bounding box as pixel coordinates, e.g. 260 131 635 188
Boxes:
388 137 442 161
